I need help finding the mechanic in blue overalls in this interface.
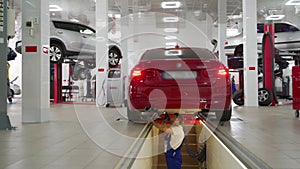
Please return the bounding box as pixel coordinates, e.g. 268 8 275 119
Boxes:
153 113 185 169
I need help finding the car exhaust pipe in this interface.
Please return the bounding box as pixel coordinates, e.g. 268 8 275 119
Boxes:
144 106 157 112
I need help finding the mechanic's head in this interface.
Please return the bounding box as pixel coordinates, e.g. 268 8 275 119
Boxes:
171 113 183 125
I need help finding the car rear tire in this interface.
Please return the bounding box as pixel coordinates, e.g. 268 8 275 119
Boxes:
232 88 273 106
127 107 142 122
10 89 14 98
258 88 273 106
200 109 209 119
215 108 232 122
295 110 299 118
50 43 65 63
108 47 121 67
232 89 244 106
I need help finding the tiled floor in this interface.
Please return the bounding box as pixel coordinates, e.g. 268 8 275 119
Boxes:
219 101 300 169
2 99 145 169
2 99 300 169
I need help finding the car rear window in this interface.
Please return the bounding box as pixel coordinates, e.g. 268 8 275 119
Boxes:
141 48 216 60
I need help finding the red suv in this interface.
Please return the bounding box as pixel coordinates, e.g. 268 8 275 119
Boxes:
127 47 232 122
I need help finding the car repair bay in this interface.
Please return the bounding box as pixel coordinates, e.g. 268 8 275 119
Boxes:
2 100 300 169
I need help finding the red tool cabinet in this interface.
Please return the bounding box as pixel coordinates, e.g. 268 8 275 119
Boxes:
292 66 300 117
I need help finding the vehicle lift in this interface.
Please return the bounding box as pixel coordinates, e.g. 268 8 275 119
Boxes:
51 60 93 103
262 21 300 106
232 21 299 106
51 62 63 103
51 62 76 103
261 21 278 106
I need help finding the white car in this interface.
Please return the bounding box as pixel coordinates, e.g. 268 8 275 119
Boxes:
15 18 122 67
225 22 300 56
49 18 122 67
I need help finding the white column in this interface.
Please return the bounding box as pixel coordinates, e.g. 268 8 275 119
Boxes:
95 0 108 106
0 0 12 129
205 13 213 49
218 0 227 66
22 0 50 122
0 0 7 114
121 0 129 103
243 0 258 106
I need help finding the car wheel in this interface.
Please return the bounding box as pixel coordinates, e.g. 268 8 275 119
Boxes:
274 61 283 77
295 110 299 118
50 43 65 63
216 108 232 122
232 89 244 106
78 69 87 80
258 88 273 106
257 61 282 77
84 60 96 69
108 48 121 67
258 66 263 75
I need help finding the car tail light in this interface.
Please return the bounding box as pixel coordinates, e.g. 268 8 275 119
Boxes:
225 41 228 45
218 67 229 76
131 68 158 79
132 70 142 77
218 69 227 75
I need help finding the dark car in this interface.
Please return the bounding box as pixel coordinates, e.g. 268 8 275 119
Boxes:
225 22 300 56
127 47 232 122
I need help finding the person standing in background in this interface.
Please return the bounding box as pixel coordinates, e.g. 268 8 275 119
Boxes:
7 62 12 104
231 75 237 94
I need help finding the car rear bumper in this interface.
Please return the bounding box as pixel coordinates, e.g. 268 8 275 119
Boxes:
128 93 232 112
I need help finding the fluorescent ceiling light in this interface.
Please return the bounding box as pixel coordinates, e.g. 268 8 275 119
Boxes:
165 36 177 40
49 5 63 12
163 17 179 22
161 1 181 9
114 14 121 19
227 14 242 20
164 28 178 33
285 0 300 5
265 15 285 20
194 10 201 16
70 19 79 22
